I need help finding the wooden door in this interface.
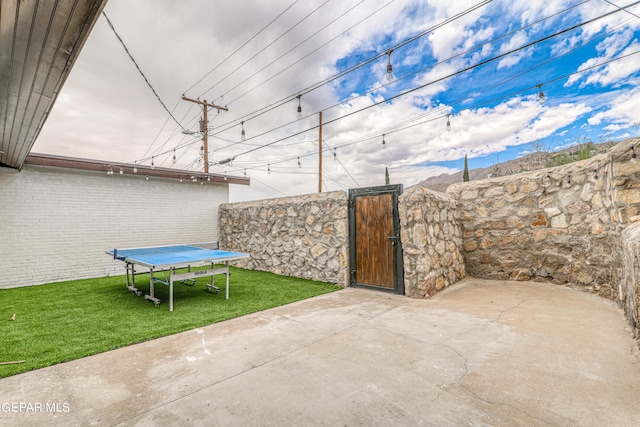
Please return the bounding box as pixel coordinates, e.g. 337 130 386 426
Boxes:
349 185 404 294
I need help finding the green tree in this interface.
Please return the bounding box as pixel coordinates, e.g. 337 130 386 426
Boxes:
385 166 390 185
463 154 470 182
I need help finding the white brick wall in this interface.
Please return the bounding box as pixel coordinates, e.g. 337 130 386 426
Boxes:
0 165 229 289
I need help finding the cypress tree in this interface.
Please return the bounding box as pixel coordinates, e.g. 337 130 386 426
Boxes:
385 166 390 185
463 154 470 182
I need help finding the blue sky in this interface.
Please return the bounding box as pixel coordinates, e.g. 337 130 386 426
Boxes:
32 0 640 201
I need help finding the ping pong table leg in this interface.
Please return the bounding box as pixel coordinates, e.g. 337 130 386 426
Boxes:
144 268 161 307
170 269 174 312
225 260 230 300
149 268 154 299
206 262 220 294
125 263 143 296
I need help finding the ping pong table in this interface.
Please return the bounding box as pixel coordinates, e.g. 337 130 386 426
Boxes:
107 243 250 311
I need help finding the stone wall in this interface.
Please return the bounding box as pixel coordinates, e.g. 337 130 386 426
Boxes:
399 186 466 298
447 137 640 299
218 191 349 285
619 222 640 339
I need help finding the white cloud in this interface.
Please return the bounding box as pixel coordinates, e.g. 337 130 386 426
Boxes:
566 28 640 87
588 87 640 128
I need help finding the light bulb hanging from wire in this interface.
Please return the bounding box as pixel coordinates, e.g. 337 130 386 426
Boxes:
333 149 337 160
386 49 394 82
172 150 176 164
151 157 155 170
446 114 451 131
298 157 301 168
268 164 271 174
537 84 545 104
382 134 386 149
241 121 246 141
296 95 302 119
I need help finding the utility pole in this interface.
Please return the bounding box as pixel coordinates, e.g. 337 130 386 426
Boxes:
318 111 323 193
182 96 228 173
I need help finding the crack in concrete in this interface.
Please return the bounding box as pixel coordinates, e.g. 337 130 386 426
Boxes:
445 343 554 426
115 300 404 426
439 289 556 426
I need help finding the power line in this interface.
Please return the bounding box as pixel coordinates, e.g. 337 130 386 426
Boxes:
183 0 303 95
134 25 640 172
152 0 493 164
128 1 638 175
230 42 639 191
228 3 639 161
208 0 567 157
603 0 640 19
217 0 370 106
195 0 333 100
102 11 187 132
208 0 494 147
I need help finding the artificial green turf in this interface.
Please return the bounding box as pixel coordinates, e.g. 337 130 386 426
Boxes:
0 267 340 379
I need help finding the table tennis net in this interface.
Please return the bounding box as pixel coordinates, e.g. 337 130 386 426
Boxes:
111 242 220 260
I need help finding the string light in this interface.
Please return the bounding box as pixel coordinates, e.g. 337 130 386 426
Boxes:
446 114 451 131
333 148 337 160
119 168 123 175
107 166 113 175
241 121 246 141
151 157 155 170
172 150 177 164
268 164 271 174
382 134 386 149
537 84 545 104
386 49 394 82
179 176 183 183
298 157 301 168
133 161 137 173
244 169 247 177
296 95 302 119
145 175 149 181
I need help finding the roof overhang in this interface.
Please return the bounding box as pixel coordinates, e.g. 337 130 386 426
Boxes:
0 0 109 170
24 152 251 186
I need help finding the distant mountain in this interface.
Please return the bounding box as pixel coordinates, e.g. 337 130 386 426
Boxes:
415 142 614 193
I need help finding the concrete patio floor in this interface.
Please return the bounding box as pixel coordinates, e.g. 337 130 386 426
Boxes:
1 278 639 426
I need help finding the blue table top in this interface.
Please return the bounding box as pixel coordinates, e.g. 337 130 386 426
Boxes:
107 245 249 269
